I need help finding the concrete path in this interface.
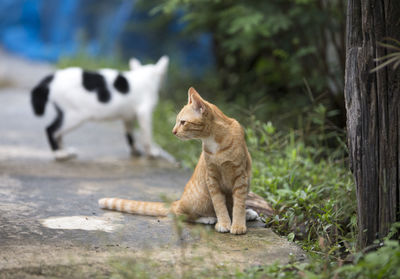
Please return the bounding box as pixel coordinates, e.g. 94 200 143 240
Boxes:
0 48 54 89
0 88 304 278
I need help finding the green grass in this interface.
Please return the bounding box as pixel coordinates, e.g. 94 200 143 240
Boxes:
246 117 357 253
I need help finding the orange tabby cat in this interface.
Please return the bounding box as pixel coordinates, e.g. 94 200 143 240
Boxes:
99 87 256 234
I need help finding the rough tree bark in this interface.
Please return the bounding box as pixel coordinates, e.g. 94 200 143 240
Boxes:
345 0 400 248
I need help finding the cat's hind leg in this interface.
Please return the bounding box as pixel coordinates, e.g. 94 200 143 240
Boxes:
124 119 141 156
245 208 259 221
50 110 84 161
46 105 64 154
195 217 217 225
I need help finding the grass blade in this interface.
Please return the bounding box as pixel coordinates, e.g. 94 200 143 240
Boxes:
371 56 400 73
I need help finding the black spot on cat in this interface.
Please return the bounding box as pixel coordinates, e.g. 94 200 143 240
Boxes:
31 74 54 116
114 74 129 94
82 71 111 103
46 105 63 151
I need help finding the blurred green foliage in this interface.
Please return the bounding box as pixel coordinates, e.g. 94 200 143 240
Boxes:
151 0 346 124
58 53 128 71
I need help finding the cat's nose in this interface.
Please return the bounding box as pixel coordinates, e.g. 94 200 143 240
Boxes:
172 128 177 135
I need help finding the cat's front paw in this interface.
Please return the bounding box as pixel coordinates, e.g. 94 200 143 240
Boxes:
215 222 231 233
230 223 247 235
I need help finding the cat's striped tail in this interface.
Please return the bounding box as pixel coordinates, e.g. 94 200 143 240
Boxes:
98 198 170 216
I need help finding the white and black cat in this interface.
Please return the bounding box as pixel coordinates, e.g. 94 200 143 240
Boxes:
31 56 171 161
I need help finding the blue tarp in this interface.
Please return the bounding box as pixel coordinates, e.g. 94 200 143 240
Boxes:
0 0 213 71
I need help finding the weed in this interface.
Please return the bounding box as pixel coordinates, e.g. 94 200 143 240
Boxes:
246 117 356 255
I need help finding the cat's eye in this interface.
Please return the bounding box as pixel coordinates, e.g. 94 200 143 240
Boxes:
180 120 186 125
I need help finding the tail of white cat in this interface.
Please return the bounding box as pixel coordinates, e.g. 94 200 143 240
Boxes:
98 198 170 216
31 74 54 116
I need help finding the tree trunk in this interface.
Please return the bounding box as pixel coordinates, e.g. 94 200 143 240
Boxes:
345 0 400 249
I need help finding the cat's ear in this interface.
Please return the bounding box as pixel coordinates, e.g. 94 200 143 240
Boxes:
188 87 206 114
187 87 200 104
129 58 141 70
156 55 169 72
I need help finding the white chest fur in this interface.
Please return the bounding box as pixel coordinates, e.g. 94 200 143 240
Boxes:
203 137 219 154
